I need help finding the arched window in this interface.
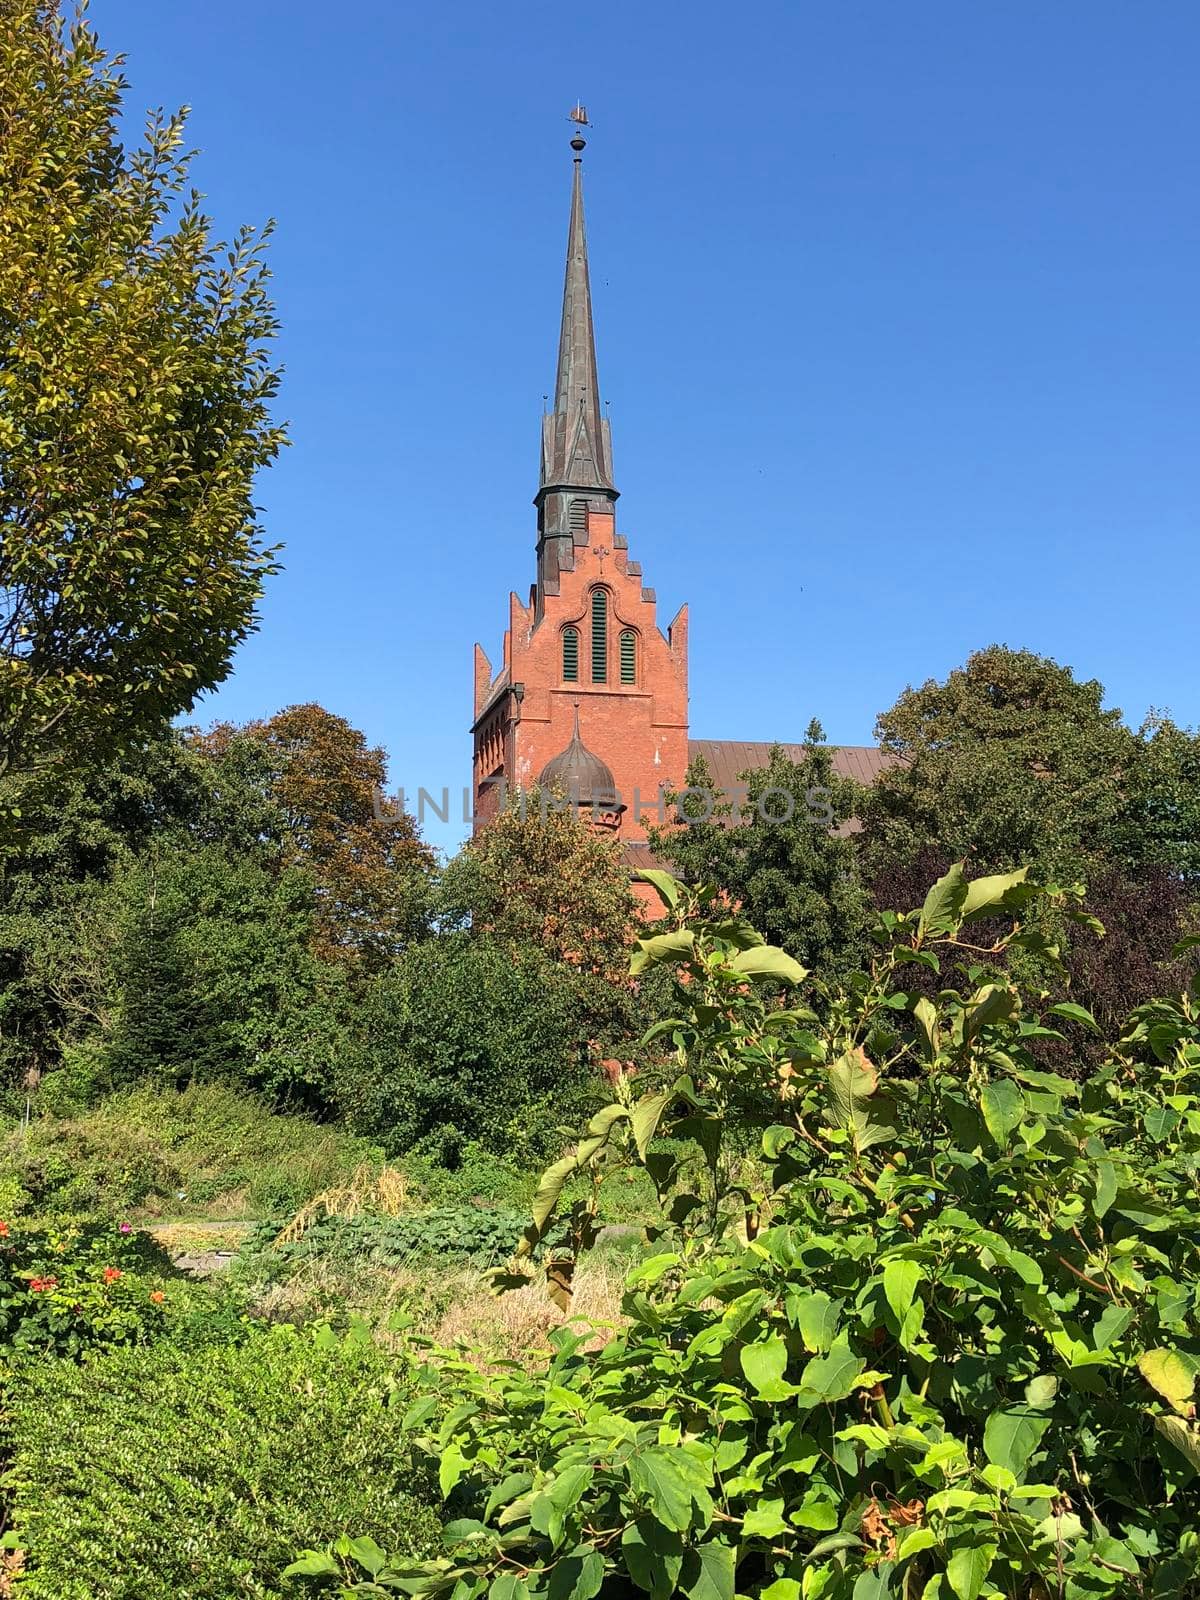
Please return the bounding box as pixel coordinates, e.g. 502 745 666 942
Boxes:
591 589 608 683
561 626 579 683
620 630 637 685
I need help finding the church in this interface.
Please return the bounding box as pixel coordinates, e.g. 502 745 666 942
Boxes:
472 120 888 905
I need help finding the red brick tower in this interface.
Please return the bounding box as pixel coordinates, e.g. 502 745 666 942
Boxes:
472 116 688 903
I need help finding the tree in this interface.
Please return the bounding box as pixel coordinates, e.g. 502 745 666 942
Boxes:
648 725 871 976
439 792 638 980
333 935 627 1165
192 705 436 972
101 844 347 1108
862 646 1144 880
0 2 285 784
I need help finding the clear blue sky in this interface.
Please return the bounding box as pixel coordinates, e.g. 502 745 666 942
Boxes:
95 0 1199 854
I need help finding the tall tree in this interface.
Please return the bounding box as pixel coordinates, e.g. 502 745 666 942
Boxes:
862 646 1146 879
193 705 436 972
439 791 638 981
0 2 285 785
648 725 871 976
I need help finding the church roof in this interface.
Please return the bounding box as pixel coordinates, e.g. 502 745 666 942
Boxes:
688 740 894 791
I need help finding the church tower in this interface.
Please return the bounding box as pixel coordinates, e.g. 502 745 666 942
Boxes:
471 115 689 897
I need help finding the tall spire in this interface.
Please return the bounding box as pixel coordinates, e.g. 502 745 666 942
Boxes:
536 111 617 597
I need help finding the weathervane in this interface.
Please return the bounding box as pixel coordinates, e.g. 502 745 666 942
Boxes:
569 101 590 153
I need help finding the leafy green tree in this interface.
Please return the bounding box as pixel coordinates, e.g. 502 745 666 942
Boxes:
332 935 628 1165
862 646 1149 880
1131 714 1200 883
192 705 436 974
440 792 638 981
0 730 282 1095
0 2 285 784
101 845 347 1107
648 725 871 976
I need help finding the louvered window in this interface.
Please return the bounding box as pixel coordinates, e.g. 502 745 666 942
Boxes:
568 498 588 531
562 627 579 683
620 630 637 684
591 589 608 683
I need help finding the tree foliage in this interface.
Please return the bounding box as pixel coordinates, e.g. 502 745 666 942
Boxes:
862 647 1147 880
0 1 285 783
649 725 871 978
300 866 1200 1599
440 792 639 980
192 705 436 973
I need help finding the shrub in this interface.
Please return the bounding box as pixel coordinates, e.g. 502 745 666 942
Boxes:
6 1325 441 1600
0 1217 176 1357
296 866 1200 1598
0 1083 379 1220
334 935 613 1163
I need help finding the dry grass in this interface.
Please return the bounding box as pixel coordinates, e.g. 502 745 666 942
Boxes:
273 1163 414 1245
250 1255 628 1370
148 1221 253 1255
431 1259 627 1362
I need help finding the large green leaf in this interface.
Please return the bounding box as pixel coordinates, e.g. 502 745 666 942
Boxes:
517 1104 630 1258
918 862 968 938
983 1408 1049 1478
825 1048 896 1154
882 1259 922 1324
1138 1349 1196 1414
740 1335 793 1400
961 866 1031 921
547 1546 605 1600
946 1538 996 1600
637 869 683 910
1046 1001 1099 1033
1092 1159 1118 1220
679 1542 734 1600
630 1091 673 1162
799 1334 867 1403
962 984 1018 1042
787 1289 841 1353
627 1448 708 1533
729 944 808 985
980 1079 1024 1147
621 1519 683 1600
631 929 696 976
1155 1414 1200 1473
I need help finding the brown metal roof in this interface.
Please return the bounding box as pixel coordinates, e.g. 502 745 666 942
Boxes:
688 740 894 792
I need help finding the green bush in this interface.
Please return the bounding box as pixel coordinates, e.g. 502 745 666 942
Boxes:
0 1217 176 1358
7 1324 441 1599
333 935 622 1163
0 1082 379 1220
297 867 1200 1599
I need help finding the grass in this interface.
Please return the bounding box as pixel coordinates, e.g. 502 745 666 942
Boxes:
0 1083 385 1223
247 1247 634 1368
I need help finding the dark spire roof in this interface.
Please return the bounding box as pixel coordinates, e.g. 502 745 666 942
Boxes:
538 704 619 805
538 138 616 503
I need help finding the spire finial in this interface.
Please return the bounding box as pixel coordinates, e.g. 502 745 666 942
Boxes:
569 102 589 154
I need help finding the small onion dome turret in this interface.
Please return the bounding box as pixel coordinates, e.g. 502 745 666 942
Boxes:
539 705 623 811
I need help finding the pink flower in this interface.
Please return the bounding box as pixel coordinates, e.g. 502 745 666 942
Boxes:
118 1222 132 1234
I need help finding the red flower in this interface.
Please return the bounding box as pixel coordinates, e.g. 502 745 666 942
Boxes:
0 1221 10 1238
102 1267 122 1284
29 1276 57 1292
